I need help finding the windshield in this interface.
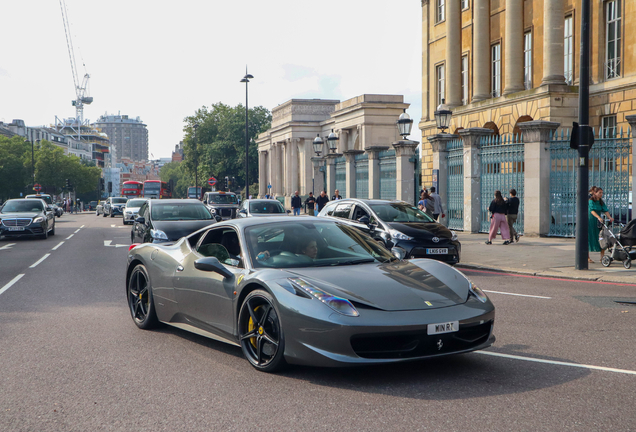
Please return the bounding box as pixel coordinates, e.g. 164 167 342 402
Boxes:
151 203 212 221
246 221 395 269
26 195 52 204
112 198 128 204
249 201 285 214
126 199 146 208
370 203 435 223
1 200 44 213
144 183 160 191
209 194 238 204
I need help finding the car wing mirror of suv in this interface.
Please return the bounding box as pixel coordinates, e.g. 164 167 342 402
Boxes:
135 217 145 224
358 215 370 225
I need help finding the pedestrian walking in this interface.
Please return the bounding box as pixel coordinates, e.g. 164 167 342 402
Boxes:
588 186 613 263
305 192 316 215
505 189 521 242
429 187 445 221
418 190 435 217
315 191 330 216
332 189 342 201
291 191 302 216
485 190 511 245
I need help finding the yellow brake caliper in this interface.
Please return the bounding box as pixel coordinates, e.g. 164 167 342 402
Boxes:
247 305 261 348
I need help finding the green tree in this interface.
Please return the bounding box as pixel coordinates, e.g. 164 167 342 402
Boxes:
160 161 191 198
0 136 31 200
183 103 271 192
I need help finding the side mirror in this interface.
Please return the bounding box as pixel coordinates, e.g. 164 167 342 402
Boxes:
239 209 247 215
215 215 222 222
391 247 406 260
194 257 234 279
135 216 145 224
358 215 370 225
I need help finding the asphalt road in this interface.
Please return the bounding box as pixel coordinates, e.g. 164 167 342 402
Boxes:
1 213 635 431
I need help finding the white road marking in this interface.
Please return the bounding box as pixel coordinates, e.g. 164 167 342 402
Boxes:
476 351 636 376
80 225 85 228
0 274 24 296
111 224 115 228
66 234 74 240
483 289 551 299
103 240 128 248
0 243 16 251
29 254 50 268
51 242 65 251
74 229 80 233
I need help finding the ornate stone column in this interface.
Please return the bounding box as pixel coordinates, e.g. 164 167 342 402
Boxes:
325 153 342 197
302 138 313 195
459 128 493 232
258 150 268 198
446 0 462 107
427 134 456 225
344 150 364 198
285 139 293 197
267 144 276 196
473 0 491 102
366 146 389 199
541 0 566 86
518 121 560 236
393 141 419 205
272 143 283 197
290 139 299 195
503 0 525 95
311 157 325 195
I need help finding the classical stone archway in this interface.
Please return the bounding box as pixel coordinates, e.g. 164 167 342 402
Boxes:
482 121 500 136
513 115 534 136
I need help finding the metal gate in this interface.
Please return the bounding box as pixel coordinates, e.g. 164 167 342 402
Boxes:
379 149 396 200
479 134 525 234
549 128 631 237
335 156 346 198
355 153 369 199
446 138 464 230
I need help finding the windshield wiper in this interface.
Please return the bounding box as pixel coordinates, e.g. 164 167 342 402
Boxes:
330 258 376 266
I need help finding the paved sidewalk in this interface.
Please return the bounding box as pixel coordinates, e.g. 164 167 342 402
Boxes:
456 232 636 284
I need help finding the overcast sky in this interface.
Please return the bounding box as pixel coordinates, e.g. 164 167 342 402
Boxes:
1 0 422 159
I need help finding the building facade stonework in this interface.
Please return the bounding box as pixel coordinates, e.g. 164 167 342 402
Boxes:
93 114 149 163
420 0 636 184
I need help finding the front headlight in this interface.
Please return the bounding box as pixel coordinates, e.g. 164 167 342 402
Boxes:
150 229 169 240
389 229 413 241
209 208 217 214
451 230 458 241
33 217 44 223
468 282 488 303
288 277 359 317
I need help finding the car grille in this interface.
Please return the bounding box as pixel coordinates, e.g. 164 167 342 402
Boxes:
1 218 32 227
219 208 233 217
350 321 493 359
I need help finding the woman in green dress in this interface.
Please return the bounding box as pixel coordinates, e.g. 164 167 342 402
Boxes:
588 187 613 263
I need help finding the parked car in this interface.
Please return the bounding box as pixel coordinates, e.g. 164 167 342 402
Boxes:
131 199 221 243
0 198 55 239
125 216 493 372
103 197 128 218
95 201 105 216
123 198 147 225
237 199 290 217
88 201 98 212
203 191 240 220
318 199 461 265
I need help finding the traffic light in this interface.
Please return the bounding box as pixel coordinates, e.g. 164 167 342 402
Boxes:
65 179 70 189
108 181 113 193
224 176 229 189
99 178 105 191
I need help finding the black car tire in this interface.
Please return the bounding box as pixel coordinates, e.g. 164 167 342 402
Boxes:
127 264 159 330
110 212 115 217
238 289 286 372
40 227 48 240
50 223 55 236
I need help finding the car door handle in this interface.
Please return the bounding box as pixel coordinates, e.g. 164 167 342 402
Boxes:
176 265 184 272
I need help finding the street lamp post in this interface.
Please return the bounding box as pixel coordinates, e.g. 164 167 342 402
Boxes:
433 100 453 134
193 123 199 193
240 69 254 198
327 129 339 153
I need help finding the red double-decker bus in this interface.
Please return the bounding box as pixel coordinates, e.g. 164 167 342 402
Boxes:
122 181 144 198
143 180 171 199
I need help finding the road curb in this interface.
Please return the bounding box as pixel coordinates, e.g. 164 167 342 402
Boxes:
456 263 616 283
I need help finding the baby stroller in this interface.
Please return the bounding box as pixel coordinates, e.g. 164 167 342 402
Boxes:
600 219 636 269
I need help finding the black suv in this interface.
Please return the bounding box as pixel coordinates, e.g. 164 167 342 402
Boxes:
318 199 460 265
203 191 240 220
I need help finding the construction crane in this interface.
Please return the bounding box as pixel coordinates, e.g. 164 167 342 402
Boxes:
59 0 93 126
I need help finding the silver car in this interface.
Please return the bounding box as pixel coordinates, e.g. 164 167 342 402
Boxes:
123 198 148 225
237 199 290 218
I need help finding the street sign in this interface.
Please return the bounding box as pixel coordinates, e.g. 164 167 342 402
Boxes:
33 183 42 192
268 184 272 189
208 177 217 186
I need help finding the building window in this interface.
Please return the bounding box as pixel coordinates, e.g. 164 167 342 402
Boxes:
461 55 469 105
436 0 445 23
524 32 532 90
564 16 574 85
602 115 617 138
436 64 446 105
605 0 621 79
491 44 501 98
461 0 469 9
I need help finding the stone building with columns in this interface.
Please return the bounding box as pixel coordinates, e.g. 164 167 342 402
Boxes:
419 0 636 184
256 95 420 207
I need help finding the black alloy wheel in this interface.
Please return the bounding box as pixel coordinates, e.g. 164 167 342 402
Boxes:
127 264 159 329
238 290 286 372
40 225 48 240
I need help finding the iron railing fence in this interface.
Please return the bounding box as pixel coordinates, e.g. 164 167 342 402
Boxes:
334 156 346 198
479 133 525 234
379 150 396 200
549 128 631 237
355 153 369 199
446 138 464 230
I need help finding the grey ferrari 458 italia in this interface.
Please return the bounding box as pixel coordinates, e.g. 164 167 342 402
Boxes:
126 216 495 372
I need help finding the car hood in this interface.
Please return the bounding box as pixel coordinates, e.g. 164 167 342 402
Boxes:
0 212 41 219
152 220 216 241
208 203 239 208
285 259 469 311
125 207 142 212
387 222 453 241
